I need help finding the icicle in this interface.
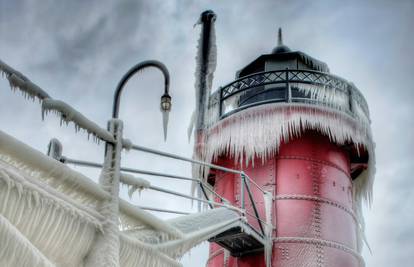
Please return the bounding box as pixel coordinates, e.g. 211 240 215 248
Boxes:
187 110 196 142
120 173 151 198
162 109 170 141
41 99 115 143
0 59 50 106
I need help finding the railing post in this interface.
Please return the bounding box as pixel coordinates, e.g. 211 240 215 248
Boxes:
348 85 354 115
85 119 123 267
199 183 214 209
285 68 291 102
243 175 265 236
218 86 223 117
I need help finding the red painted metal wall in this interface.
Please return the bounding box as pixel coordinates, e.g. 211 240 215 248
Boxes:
206 131 360 267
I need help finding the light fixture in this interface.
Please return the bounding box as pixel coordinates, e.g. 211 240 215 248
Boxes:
160 93 172 141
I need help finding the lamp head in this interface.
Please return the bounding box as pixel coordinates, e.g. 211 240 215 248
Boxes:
160 93 172 141
160 93 172 112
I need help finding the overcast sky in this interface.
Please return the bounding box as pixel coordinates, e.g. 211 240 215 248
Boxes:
1 1 413 266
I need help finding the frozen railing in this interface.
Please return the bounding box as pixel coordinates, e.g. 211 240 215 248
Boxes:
206 69 370 126
52 138 272 237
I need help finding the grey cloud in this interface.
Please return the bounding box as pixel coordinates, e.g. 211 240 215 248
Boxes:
1 1 413 266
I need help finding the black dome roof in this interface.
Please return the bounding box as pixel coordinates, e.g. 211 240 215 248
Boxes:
236 28 330 78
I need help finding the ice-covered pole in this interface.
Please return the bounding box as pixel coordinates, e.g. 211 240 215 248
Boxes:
85 119 123 267
194 10 216 131
191 10 217 202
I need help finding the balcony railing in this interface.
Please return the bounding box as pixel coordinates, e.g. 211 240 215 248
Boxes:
207 69 369 124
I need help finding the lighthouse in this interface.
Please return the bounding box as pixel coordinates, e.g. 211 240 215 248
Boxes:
192 11 374 267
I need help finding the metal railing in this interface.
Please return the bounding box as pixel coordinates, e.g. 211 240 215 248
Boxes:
128 144 271 236
210 69 369 120
58 141 271 236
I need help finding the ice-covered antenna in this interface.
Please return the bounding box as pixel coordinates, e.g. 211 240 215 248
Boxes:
277 27 283 46
112 60 171 141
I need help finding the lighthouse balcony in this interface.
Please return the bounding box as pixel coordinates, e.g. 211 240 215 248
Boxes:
207 69 369 125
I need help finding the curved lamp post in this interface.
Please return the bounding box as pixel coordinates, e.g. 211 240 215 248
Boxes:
112 60 172 140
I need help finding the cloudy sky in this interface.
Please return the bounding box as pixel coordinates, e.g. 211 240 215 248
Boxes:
1 0 413 266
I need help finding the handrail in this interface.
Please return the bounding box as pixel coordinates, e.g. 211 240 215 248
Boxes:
62 143 271 236
128 143 240 174
135 205 191 215
127 143 269 194
62 156 227 204
61 155 272 234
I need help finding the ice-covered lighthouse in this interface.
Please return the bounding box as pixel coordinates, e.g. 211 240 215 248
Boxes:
191 10 374 267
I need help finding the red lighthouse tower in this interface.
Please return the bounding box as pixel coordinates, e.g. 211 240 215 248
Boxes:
192 11 374 267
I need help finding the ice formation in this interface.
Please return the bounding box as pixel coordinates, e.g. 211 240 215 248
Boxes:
0 59 50 101
41 99 115 143
0 214 54 267
120 173 151 198
190 12 218 207
0 128 253 266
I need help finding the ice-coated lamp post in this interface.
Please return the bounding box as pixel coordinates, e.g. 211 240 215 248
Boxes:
112 60 171 119
86 60 172 267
